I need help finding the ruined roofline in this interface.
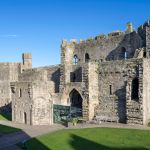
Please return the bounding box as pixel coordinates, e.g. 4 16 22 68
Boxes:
138 20 150 30
61 30 125 46
61 22 137 46
0 62 20 65
24 64 61 71
62 20 150 46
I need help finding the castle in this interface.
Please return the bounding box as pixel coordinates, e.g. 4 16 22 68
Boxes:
0 21 150 126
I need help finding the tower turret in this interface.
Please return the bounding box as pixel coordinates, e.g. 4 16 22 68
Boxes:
22 53 32 69
126 22 133 33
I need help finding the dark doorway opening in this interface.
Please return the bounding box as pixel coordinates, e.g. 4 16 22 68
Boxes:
85 53 90 62
131 78 139 101
120 47 127 59
69 89 83 117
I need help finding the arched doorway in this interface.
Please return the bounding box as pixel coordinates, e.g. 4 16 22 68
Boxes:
69 89 83 117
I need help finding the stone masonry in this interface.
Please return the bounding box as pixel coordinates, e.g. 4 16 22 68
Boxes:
0 21 150 126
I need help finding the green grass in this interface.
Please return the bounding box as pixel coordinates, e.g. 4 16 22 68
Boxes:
0 113 11 121
25 127 150 150
0 124 21 134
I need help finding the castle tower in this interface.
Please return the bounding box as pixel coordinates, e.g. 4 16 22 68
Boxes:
22 53 32 69
126 22 133 33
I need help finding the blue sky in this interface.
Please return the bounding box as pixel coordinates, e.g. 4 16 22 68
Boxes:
0 0 150 67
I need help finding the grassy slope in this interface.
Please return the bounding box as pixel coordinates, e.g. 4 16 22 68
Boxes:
25 127 150 150
0 124 21 134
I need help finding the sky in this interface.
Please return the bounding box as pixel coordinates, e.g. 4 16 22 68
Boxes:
0 0 150 67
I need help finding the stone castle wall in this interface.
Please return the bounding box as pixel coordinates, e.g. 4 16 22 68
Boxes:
0 63 20 113
4 21 150 126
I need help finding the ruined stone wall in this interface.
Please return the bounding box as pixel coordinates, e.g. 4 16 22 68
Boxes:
46 65 61 93
19 65 60 92
32 81 54 125
0 63 20 113
88 61 99 120
143 59 150 125
19 68 48 81
95 59 143 123
70 66 82 82
60 31 142 122
11 82 32 124
126 59 143 125
81 64 89 120
12 64 60 125
12 80 54 125
18 65 61 103
138 21 150 48
0 63 11 112
142 24 150 125
146 24 150 57
96 61 127 123
68 31 142 63
59 63 89 120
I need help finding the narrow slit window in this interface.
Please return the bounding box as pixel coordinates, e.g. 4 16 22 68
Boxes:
109 85 112 95
19 88 22 98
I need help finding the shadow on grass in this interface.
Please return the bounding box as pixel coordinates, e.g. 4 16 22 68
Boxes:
69 134 149 150
24 138 50 150
0 124 21 134
24 133 150 150
0 103 12 121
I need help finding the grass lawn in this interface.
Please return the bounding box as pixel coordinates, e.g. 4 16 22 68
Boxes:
0 113 11 121
25 127 150 150
0 124 21 134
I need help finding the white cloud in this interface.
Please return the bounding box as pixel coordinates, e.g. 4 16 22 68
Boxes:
0 34 17 38
5 35 17 37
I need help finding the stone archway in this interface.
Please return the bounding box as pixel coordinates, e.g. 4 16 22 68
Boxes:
69 89 83 117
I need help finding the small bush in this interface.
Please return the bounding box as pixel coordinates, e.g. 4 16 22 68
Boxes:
71 118 78 126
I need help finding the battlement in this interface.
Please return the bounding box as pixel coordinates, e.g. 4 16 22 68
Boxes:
61 30 125 47
61 22 146 48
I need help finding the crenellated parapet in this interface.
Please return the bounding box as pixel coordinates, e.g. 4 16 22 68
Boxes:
61 31 125 47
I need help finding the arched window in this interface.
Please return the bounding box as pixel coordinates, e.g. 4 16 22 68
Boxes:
121 47 127 59
73 55 78 65
85 53 90 62
131 78 139 100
